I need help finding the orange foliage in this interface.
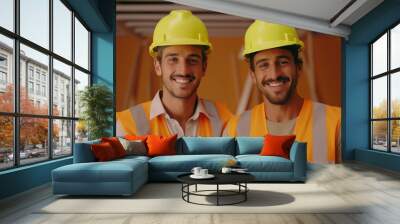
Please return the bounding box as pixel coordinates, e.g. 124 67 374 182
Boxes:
0 84 59 149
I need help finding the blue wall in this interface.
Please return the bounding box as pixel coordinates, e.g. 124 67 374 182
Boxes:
0 0 115 200
345 0 400 170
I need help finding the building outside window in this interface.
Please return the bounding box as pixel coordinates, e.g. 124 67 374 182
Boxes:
28 66 34 80
371 22 400 154
0 54 7 89
0 0 91 170
28 81 34 94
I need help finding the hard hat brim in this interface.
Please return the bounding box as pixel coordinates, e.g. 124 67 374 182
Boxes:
149 39 213 57
242 40 304 57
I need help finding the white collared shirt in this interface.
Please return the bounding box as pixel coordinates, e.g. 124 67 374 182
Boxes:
149 91 210 138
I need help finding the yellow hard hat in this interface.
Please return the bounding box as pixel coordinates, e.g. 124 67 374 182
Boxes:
149 10 212 57
243 20 304 57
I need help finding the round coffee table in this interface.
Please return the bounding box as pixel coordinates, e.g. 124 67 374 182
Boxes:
177 172 255 206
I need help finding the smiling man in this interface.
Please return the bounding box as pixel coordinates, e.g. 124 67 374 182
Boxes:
224 21 341 163
116 10 232 137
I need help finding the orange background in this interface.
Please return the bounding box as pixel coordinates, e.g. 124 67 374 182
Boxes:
116 31 342 114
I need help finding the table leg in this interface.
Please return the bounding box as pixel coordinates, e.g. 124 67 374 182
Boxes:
217 184 219 206
245 183 247 201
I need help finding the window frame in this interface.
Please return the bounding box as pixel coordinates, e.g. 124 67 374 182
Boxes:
370 20 400 154
0 0 92 171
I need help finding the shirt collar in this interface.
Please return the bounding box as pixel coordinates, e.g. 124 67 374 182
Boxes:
149 90 210 120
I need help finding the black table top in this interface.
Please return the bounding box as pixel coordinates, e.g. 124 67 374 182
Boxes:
177 172 255 185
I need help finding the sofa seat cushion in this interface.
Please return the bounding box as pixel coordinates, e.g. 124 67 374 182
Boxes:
53 159 147 183
149 154 235 172
236 155 293 172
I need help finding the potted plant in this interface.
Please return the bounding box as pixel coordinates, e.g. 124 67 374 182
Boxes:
79 84 113 140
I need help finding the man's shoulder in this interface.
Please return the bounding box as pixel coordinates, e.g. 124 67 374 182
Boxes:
117 101 152 114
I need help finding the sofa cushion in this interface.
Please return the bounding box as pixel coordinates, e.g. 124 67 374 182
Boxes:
52 158 147 183
260 134 296 159
236 155 293 172
73 140 100 163
178 137 235 155
119 138 147 156
101 137 127 158
147 134 177 157
235 137 264 155
148 154 235 172
91 142 118 161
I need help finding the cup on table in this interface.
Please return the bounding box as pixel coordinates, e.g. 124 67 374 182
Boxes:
191 167 202 176
199 168 208 176
221 167 232 174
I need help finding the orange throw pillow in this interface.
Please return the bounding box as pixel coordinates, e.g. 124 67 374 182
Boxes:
125 135 147 142
91 142 117 161
101 137 127 158
260 134 296 159
146 134 177 157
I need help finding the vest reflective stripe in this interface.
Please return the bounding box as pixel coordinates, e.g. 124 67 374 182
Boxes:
116 119 126 136
130 104 150 135
312 102 328 163
237 110 251 136
116 109 138 136
203 100 223 136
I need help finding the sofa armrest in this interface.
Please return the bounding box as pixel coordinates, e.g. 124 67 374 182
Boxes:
73 140 100 163
289 141 307 181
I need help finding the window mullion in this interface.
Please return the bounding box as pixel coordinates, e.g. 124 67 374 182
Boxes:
71 10 76 154
13 0 20 167
49 0 53 160
387 29 391 152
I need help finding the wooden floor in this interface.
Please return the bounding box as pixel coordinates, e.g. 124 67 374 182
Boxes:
1 162 400 224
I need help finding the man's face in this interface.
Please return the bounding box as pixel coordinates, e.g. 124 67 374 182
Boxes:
250 48 299 105
154 45 206 99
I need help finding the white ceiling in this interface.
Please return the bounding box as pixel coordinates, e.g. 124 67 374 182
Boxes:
116 0 384 38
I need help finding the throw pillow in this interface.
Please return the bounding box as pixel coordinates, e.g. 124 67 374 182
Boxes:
118 138 147 156
146 134 177 157
260 134 296 159
125 135 147 141
91 142 117 161
101 137 127 158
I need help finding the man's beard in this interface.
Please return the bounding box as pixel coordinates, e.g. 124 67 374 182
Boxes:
260 75 298 105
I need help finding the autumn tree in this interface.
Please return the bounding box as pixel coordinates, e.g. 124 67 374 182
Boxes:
0 84 59 152
372 99 400 143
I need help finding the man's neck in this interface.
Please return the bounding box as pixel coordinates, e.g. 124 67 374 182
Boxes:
160 89 197 128
264 94 304 122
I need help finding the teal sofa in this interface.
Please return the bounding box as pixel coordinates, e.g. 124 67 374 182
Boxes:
52 137 307 196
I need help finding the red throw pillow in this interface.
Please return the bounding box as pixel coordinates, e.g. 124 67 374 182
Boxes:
260 134 296 159
101 137 127 158
91 142 117 161
146 134 177 157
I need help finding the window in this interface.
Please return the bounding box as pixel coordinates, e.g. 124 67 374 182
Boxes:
35 70 40 81
28 67 34 80
0 54 7 67
371 23 400 154
35 83 40 95
0 71 6 85
0 54 7 86
28 81 34 94
42 85 46 97
0 0 91 170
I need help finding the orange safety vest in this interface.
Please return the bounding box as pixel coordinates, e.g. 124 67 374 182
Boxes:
116 100 232 137
224 99 341 163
